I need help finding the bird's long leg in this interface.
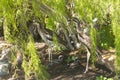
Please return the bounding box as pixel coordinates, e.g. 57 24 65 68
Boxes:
84 46 91 73
48 47 52 62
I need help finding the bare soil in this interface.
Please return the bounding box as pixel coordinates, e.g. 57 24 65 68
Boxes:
0 39 116 80
48 52 115 80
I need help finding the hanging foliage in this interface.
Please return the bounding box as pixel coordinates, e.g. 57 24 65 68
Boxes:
0 0 49 79
0 0 120 79
111 1 120 77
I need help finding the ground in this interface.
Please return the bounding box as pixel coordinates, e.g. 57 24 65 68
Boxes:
0 38 116 80
48 52 115 80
